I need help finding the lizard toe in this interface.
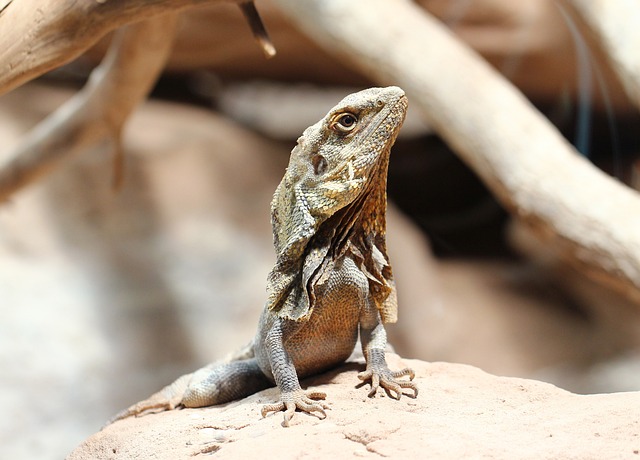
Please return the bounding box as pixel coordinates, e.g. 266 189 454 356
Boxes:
359 365 418 399
296 395 329 416
379 371 418 399
391 367 415 380
379 378 402 400
283 402 296 427
261 401 285 418
262 389 328 426
398 380 419 398
305 390 327 401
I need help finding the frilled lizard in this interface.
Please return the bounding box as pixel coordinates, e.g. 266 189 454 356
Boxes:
112 86 417 427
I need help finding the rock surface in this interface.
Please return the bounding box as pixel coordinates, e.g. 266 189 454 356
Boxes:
69 354 640 459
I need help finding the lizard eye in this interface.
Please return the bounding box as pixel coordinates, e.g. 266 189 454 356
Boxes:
312 154 328 175
330 112 358 133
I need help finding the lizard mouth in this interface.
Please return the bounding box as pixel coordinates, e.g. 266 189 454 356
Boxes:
358 94 408 143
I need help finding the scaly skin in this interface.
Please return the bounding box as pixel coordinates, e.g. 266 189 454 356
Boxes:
111 86 417 427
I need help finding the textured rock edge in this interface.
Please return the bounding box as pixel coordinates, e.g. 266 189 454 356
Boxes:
68 354 640 459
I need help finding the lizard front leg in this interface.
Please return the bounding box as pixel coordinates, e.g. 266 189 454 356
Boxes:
260 318 329 426
358 305 418 399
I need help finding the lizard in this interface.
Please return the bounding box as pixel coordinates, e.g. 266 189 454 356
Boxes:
111 86 417 427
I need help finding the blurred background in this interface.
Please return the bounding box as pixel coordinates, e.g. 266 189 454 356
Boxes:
1 1 640 458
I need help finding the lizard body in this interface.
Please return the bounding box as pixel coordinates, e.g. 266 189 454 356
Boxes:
113 86 416 426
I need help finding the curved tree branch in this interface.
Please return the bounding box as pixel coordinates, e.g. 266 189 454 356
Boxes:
0 0 274 96
274 0 640 301
0 15 178 202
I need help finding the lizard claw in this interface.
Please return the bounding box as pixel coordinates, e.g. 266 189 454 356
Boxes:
261 389 329 427
106 390 183 426
358 366 418 399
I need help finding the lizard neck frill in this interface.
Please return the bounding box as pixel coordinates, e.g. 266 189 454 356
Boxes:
266 89 406 323
266 158 396 323
300 143 396 324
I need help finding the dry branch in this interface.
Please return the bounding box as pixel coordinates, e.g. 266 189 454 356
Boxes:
565 0 640 110
238 1 276 58
0 0 275 96
274 0 640 301
0 15 178 202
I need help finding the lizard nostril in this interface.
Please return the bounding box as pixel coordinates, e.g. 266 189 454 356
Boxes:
376 99 384 107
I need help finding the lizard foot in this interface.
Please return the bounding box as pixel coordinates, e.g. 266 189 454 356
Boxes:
261 389 329 427
358 365 418 399
106 374 190 425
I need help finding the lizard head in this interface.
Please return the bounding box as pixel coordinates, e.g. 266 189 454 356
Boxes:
268 86 407 321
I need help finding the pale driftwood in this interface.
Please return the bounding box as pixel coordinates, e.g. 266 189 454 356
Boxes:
274 0 640 301
0 0 275 201
565 0 640 110
0 15 178 202
0 0 276 96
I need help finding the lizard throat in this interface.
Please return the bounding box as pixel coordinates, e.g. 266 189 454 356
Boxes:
304 160 389 310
